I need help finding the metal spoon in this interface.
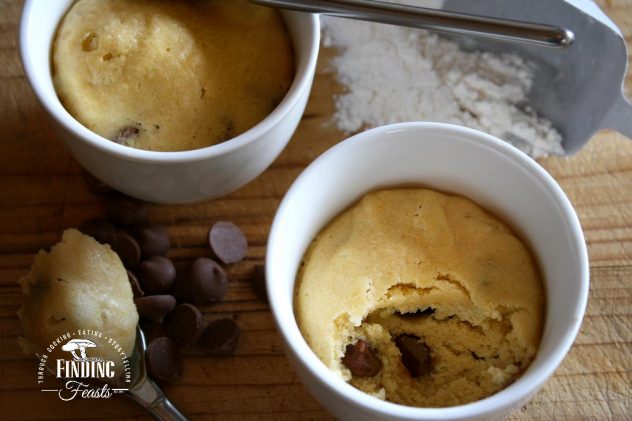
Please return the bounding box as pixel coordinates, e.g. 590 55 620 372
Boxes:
125 328 186 420
251 0 574 48
38 328 186 421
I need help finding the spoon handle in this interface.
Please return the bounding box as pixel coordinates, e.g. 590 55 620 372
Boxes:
251 0 574 48
128 377 187 421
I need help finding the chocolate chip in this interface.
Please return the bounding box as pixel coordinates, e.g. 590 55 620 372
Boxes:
165 304 203 346
81 32 99 52
106 196 149 226
341 339 382 377
141 321 168 343
146 337 183 383
79 218 116 244
173 257 228 306
134 295 176 322
113 125 140 145
208 221 248 264
107 232 141 268
395 334 432 378
138 256 176 295
127 270 144 298
250 264 267 303
199 318 240 356
471 351 484 360
133 222 170 258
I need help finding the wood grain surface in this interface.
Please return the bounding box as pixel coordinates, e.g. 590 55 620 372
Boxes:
1 0 631 419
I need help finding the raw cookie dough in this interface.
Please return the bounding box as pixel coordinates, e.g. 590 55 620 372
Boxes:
53 0 295 151
295 189 544 407
19 229 138 367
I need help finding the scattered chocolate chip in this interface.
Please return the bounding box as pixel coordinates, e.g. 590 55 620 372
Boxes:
127 270 144 298
134 295 176 322
395 334 432 378
107 232 141 268
165 304 203 346
133 222 170 258
106 196 149 226
78 218 116 244
341 339 382 377
208 221 248 265
141 321 168 343
250 264 267 303
146 337 183 383
173 257 228 305
138 256 176 295
396 307 435 319
199 318 240 356
113 125 140 144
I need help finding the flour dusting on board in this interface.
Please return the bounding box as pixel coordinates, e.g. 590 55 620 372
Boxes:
322 11 565 158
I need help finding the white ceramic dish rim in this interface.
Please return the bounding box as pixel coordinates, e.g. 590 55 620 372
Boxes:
267 122 589 419
19 0 320 164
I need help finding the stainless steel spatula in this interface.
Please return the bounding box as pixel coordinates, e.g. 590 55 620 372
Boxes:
254 0 631 154
441 0 631 154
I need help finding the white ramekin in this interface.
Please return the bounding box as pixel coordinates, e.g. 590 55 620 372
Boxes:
20 0 319 203
266 122 589 420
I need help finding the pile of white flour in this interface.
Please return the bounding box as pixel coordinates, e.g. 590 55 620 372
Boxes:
321 15 565 158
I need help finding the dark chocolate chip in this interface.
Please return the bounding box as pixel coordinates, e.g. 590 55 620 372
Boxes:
250 264 267 303
146 337 183 383
173 257 228 306
138 256 176 295
113 125 140 145
165 304 203 346
341 339 382 377
127 270 144 298
133 222 170 258
79 218 116 244
134 295 176 322
107 232 141 268
106 196 149 226
199 318 240 356
208 221 248 264
141 321 168 343
395 334 432 378
471 351 484 360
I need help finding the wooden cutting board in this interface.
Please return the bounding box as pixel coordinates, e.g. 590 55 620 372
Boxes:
1 0 630 419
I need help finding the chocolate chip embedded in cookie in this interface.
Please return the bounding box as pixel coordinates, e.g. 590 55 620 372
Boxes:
342 340 382 377
395 334 432 378
113 125 140 145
